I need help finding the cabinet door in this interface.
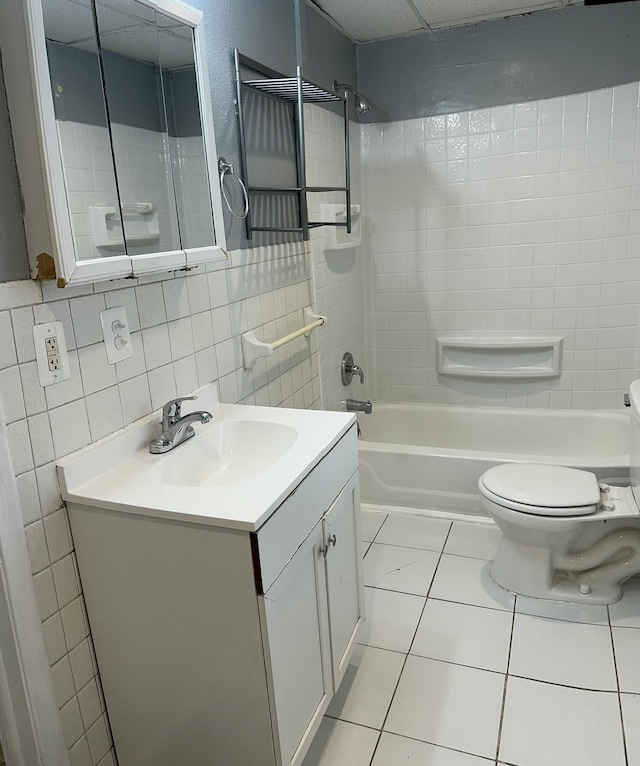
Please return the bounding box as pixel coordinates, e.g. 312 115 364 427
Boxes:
261 521 332 766
323 471 365 690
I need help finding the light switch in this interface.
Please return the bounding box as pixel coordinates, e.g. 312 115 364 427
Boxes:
100 306 132 364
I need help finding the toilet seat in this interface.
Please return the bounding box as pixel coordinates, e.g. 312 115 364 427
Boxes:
479 464 601 517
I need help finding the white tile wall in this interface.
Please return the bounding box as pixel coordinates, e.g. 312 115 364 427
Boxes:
361 82 640 408
0 238 320 763
305 105 368 411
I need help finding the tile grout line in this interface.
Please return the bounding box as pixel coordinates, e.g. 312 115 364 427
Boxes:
366 520 455 766
608 604 630 766
493 591 517 766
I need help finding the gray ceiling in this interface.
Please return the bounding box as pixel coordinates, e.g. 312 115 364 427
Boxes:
311 0 584 42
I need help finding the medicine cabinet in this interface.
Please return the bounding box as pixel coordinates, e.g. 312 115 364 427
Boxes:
1 0 227 287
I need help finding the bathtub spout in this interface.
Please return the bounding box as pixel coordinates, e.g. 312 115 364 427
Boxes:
554 529 640 596
347 399 372 415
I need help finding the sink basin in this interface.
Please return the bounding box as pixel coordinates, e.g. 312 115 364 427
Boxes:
58 384 356 531
149 420 298 488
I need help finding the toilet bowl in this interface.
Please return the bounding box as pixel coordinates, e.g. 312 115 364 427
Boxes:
478 380 640 605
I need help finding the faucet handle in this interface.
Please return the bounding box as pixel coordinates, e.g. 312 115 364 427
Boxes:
162 396 197 425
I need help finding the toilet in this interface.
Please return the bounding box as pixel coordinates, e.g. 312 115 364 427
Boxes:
478 381 640 605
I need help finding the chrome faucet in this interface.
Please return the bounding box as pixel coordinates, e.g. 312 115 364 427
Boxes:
346 398 373 415
149 396 213 454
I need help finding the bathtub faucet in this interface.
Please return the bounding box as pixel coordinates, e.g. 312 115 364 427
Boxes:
346 399 372 415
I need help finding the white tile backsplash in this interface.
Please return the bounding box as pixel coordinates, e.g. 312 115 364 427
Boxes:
362 82 640 407
0 234 321 763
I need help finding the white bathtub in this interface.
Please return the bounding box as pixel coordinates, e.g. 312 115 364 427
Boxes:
358 403 630 516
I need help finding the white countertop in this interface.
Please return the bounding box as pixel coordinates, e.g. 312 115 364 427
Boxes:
58 385 355 532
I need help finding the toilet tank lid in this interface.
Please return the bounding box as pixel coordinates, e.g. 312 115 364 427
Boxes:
480 464 601 509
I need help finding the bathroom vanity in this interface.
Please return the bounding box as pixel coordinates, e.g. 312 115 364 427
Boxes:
58 388 364 766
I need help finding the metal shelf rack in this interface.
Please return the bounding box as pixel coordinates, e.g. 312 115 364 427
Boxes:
234 50 353 240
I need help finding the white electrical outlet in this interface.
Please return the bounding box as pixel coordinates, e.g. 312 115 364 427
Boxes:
100 306 132 364
33 321 70 386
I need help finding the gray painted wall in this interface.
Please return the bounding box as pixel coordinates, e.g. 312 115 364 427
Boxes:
357 2 640 123
185 0 356 249
303 4 358 121
0 53 29 282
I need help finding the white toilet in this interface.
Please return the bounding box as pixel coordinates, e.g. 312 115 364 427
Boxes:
478 381 640 605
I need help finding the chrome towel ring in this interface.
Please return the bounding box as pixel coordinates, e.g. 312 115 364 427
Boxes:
218 156 249 219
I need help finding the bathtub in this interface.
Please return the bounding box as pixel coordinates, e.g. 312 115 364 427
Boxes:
357 403 630 517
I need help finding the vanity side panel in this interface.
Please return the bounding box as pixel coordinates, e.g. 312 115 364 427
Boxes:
67 503 276 766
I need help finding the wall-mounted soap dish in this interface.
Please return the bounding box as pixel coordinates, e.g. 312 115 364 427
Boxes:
321 203 361 251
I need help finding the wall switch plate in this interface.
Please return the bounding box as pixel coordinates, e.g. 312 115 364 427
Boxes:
100 306 132 365
33 321 70 386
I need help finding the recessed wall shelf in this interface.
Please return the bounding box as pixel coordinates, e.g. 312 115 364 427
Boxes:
437 337 564 379
234 50 353 240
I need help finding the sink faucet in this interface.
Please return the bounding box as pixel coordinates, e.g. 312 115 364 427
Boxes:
149 396 213 454
346 398 373 415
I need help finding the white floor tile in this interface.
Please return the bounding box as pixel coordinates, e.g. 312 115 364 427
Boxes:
372 732 492 765
301 718 379 766
516 594 609 625
361 510 388 543
359 587 425 653
509 613 617 690
610 578 640 627
500 676 625 766
612 627 640 693
443 521 501 561
385 656 504 760
364 544 440 596
374 513 451 552
325 644 405 729
430 554 515 611
620 693 640 766
411 599 512 673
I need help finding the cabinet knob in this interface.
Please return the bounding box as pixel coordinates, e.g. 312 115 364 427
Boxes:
320 534 337 557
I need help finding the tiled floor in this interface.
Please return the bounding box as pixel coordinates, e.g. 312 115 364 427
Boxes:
302 509 640 766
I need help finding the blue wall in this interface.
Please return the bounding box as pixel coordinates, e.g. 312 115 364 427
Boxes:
357 2 640 123
0 52 29 281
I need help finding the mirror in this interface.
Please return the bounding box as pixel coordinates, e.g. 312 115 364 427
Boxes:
41 0 217 265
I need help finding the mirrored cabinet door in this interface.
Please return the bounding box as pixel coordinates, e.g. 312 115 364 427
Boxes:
95 0 183 266
1 0 226 287
43 0 129 265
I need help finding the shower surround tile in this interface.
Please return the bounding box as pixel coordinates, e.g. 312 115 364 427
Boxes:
362 82 640 409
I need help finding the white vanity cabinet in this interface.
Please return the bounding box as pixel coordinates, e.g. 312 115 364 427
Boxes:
66 424 364 766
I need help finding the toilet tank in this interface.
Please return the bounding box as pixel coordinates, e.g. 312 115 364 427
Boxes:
629 380 640 507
